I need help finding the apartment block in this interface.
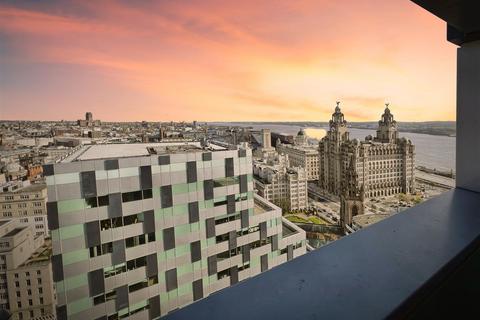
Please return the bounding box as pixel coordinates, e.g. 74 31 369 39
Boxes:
276 143 320 181
0 220 55 320
44 142 306 319
253 154 308 211
0 183 49 238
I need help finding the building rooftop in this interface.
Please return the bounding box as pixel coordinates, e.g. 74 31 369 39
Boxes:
20 239 52 267
3 227 25 238
60 142 227 162
282 221 298 237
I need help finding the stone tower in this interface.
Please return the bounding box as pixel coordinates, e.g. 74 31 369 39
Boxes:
375 103 398 143
319 102 350 194
340 156 365 229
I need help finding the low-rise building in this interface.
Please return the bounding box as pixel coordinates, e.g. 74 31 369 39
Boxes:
0 184 49 238
277 135 320 181
253 154 308 211
0 220 55 320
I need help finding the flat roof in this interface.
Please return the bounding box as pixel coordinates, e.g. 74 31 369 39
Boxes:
282 222 298 237
60 142 227 162
3 227 25 238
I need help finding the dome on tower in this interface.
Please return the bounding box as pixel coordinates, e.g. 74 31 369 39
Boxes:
297 128 305 136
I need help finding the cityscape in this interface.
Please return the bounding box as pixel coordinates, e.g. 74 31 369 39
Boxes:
0 104 455 319
2 0 478 320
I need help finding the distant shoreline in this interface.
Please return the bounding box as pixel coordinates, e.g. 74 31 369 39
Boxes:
215 121 456 138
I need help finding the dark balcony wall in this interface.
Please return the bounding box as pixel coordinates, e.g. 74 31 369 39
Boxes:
163 189 480 320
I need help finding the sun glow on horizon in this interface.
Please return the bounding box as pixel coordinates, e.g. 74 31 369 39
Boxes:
0 0 456 122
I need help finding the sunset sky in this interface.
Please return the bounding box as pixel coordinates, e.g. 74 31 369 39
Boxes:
0 0 456 122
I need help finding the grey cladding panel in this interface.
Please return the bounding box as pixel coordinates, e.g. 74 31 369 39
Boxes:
52 254 64 282
242 244 250 263
239 174 248 194
80 171 97 198
271 235 279 251
47 202 59 230
108 193 123 218
56 305 67 320
193 279 203 301
88 269 105 297
260 222 267 241
207 255 217 276
241 210 249 229
165 269 178 292
287 244 293 261
187 161 197 183
112 240 126 265
203 180 214 200
190 241 201 263
163 227 175 250
140 165 152 190
188 202 199 223
43 164 54 176
230 266 238 285
202 152 212 161
115 285 129 311
227 194 236 214
225 158 234 177
161 185 173 208
205 218 215 238
158 155 170 165
146 253 158 277
261 254 268 272
149 296 161 319
85 221 101 248
228 231 237 250
143 210 155 234
104 159 119 170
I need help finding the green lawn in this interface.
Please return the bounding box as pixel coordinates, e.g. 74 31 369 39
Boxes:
285 215 309 224
308 216 327 225
286 215 327 225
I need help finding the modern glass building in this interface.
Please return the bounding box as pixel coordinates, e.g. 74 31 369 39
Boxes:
44 142 306 319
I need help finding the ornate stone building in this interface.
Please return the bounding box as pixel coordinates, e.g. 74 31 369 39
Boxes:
319 103 415 228
276 129 320 181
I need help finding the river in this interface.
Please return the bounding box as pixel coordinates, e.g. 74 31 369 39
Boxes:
221 123 456 172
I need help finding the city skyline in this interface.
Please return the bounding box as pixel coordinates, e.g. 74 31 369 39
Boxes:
1 0 456 122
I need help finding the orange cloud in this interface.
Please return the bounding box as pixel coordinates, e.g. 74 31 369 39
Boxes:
0 0 456 122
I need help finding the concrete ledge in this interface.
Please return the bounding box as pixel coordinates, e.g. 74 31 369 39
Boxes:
163 188 480 319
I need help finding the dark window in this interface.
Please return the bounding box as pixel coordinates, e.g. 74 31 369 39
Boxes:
143 189 152 199
98 195 109 206
148 232 156 242
85 197 98 208
93 294 106 305
122 191 143 203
